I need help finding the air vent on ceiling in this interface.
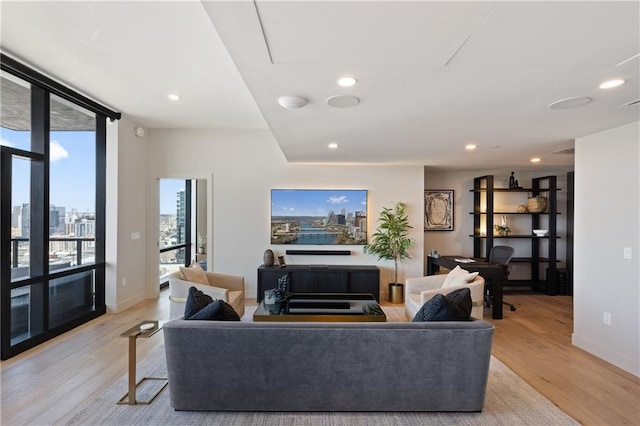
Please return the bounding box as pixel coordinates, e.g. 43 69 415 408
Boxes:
620 99 640 108
552 148 575 155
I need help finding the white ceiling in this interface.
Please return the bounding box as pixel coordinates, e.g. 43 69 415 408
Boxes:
1 1 639 170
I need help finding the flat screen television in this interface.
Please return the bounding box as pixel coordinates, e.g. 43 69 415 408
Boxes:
271 189 368 245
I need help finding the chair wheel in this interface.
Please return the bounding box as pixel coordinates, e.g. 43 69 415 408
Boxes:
510 306 516 311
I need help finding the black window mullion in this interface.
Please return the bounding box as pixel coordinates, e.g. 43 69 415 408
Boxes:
0 148 13 358
29 85 49 333
94 115 106 308
184 181 192 266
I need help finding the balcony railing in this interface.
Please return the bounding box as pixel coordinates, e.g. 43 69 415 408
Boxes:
10 236 95 280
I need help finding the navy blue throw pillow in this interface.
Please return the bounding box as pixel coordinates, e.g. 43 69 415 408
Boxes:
412 287 472 322
184 286 240 321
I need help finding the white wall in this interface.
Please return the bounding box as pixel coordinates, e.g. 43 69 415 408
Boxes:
105 118 151 312
145 128 424 302
573 121 640 376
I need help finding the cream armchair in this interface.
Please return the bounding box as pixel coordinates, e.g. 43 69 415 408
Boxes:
168 270 245 319
404 274 485 321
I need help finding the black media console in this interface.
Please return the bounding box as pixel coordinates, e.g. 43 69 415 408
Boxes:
257 265 380 302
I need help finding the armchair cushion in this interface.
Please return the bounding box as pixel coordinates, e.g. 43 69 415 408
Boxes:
412 288 472 322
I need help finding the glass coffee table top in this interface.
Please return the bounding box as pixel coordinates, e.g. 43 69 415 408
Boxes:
253 293 386 322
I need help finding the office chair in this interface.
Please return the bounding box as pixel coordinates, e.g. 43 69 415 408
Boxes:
484 245 517 312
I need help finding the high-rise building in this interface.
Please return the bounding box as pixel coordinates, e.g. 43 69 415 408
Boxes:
176 189 186 264
50 205 66 235
20 203 30 237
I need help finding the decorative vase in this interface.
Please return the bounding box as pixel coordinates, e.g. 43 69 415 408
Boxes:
263 249 274 266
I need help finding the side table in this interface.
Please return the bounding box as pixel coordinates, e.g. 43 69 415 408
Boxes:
117 320 168 405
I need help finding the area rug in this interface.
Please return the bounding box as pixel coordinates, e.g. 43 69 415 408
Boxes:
64 345 577 426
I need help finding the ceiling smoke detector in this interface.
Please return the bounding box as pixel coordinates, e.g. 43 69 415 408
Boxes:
278 96 307 109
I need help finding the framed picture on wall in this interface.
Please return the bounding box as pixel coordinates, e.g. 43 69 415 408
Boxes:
424 190 454 231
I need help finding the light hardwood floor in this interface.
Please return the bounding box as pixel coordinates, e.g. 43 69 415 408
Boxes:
1 289 638 425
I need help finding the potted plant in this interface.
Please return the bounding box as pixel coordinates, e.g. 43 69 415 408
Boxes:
364 201 415 304
197 233 207 254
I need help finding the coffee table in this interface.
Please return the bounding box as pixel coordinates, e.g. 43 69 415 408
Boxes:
253 293 386 322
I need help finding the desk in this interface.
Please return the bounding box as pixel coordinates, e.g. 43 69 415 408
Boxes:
427 256 506 319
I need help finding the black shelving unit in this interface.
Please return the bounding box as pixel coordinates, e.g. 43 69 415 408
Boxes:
470 175 560 295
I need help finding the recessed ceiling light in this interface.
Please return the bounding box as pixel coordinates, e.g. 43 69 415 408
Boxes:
465 144 477 150
168 94 180 101
530 157 541 163
337 77 357 87
599 79 625 89
328 142 339 149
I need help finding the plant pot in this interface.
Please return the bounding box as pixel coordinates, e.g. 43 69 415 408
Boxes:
389 283 404 304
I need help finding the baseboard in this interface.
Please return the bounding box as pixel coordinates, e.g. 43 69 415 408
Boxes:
107 293 146 314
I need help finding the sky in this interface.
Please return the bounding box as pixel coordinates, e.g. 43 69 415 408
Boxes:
160 179 186 215
2 128 96 212
271 189 368 217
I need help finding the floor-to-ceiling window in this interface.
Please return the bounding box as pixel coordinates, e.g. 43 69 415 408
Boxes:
0 54 120 359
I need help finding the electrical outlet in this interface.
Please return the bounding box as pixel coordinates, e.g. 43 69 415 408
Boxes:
603 312 611 326
624 247 632 260
122 277 127 287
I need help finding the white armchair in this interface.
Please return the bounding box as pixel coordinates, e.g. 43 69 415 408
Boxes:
167 270 245 319
404 274 485 321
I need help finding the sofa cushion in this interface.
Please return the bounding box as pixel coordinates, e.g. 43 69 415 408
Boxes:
184 286 214 319
442 265 479 288
184 286 240 321
412 287 472 322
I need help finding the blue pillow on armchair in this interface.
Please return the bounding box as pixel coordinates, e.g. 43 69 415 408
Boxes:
184 286 240 321
412 287 472 322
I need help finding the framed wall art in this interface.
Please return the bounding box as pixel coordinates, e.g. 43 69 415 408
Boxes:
424 190 454 231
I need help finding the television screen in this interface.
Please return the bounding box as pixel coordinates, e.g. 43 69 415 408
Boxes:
271 189 368 245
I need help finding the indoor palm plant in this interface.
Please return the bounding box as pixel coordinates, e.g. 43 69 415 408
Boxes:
364 201 415 303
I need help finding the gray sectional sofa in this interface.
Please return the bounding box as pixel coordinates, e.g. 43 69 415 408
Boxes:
163 319 494 412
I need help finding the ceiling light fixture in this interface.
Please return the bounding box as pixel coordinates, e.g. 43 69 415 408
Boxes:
168 94 180 101
465 144 477 150
278 95 307 109
530 157 541 163
328 142 339 149
599 79 625 89
337 77 357 87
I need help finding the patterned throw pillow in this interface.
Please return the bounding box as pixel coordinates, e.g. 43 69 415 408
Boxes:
412 287 472 322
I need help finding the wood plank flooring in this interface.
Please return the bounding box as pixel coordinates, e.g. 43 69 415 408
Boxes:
1 289 638 425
